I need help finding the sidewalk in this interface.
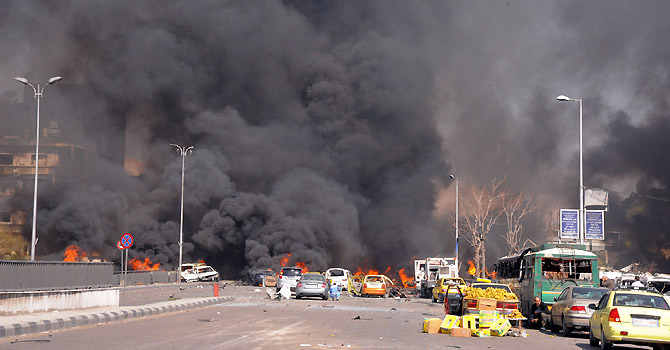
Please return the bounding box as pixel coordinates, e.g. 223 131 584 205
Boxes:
0 295 232 338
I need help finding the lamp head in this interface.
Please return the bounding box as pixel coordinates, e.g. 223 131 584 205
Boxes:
48 76 62 84
556 95 571 101
449 174 455 179
14 77 29 85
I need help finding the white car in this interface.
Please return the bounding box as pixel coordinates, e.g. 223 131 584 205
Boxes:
182 265 219 282
325 268 351 289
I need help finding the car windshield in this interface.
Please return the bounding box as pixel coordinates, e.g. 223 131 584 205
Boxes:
282 268 301 276
301 274 324 281
613 293 670 310
472 284 511 292
329 269 345 276
571 287 607 300
366 276 383 283
198 267 213 273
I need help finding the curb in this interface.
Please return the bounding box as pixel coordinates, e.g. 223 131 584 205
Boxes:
0 296 232 338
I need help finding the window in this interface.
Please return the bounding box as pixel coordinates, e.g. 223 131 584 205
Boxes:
557 289 568 301
541 258 593 280
0 154 13 165
31 154 47 166
281 268 302 276
302 274 324 281
613 293 670 310
597 293 610 310
329 269 345 276
572 287 608 300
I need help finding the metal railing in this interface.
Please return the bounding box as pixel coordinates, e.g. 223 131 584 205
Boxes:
0 260 115 292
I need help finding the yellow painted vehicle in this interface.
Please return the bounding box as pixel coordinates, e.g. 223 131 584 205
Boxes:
432 277 467 303
589 288 670 349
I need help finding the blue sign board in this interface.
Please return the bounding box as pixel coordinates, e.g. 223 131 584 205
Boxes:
585 210 605 240
560 209 580 240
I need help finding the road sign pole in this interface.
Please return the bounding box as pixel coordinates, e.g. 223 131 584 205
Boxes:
123 248 128 306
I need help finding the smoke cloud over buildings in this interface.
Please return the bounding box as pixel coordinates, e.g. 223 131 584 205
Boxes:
1 1 669 272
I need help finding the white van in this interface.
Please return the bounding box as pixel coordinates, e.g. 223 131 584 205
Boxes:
325 268 351 289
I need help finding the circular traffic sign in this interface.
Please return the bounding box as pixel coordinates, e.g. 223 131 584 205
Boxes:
120 233 134 248
117 240 125 250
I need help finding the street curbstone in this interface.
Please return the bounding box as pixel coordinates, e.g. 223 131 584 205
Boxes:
0 297 231 339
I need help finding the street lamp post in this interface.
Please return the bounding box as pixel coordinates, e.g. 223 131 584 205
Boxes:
557 95 584 245
170 144 193 281
14 76 62 261
449 174 459 268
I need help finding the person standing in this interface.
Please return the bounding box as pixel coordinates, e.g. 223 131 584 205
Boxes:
601 276 616 290
530 296 550 330
631 275 645 287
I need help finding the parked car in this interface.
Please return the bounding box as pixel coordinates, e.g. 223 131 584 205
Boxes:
550 286 608 336
182 265 219 282
325 268 351 289
432 277 467 303
295 273 329 300
360 275 393 297
248 269 266 286
277 267 302 292
589 288 670 349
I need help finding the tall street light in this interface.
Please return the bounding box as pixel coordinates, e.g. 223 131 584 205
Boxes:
14 76 62 261
170 143 193 281
449 174 459 269
557 94 584 245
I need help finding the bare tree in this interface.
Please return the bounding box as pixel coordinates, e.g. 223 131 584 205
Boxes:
540 203 561 243
460 178 505 278
501 190 535 256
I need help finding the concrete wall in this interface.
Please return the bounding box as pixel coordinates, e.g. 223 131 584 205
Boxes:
0 289 119 315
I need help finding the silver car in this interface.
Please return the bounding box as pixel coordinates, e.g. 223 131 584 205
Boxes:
295 273 329 300
550 286 608 336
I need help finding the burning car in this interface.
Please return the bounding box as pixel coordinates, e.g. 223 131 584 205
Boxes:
182 265 219 282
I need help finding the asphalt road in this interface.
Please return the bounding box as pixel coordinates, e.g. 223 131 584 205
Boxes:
0 283 650 350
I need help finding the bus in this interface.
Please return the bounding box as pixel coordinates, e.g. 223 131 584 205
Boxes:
494 243 599 316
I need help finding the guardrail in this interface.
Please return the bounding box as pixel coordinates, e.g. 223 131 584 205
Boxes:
113 270 179 285
0 260 114 292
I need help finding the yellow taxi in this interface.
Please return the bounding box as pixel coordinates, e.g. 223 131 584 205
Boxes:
589 288 670 349
432 277 467 303
360 275 393 297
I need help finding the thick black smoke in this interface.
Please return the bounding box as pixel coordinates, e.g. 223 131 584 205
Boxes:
0 1 450 274
3 1 670 273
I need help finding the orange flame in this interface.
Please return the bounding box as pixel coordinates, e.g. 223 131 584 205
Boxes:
280 253 291 267
129 257 161 271
296 261 309 273
467 261 476 276
198 259 205 263
485 267 497 279
398 268 411 287
63 245 86 262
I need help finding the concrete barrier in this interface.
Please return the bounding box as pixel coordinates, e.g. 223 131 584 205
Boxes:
0 289 119 315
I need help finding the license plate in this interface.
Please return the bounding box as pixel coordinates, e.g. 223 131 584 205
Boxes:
632 318 659 327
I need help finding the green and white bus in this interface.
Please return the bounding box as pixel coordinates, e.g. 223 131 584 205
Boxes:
494 243 599 316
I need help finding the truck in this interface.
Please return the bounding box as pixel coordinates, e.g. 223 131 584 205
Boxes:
414 257 458 298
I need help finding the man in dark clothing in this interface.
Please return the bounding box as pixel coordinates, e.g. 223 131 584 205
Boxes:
530 296 550 330
601 276 616 290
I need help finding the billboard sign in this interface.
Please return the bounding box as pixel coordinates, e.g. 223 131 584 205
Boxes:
585 210 605 240
560 209 580 240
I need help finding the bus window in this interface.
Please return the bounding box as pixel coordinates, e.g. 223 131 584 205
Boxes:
541 258 592 280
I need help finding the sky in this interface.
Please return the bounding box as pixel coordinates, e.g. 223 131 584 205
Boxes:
1 0 669 274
